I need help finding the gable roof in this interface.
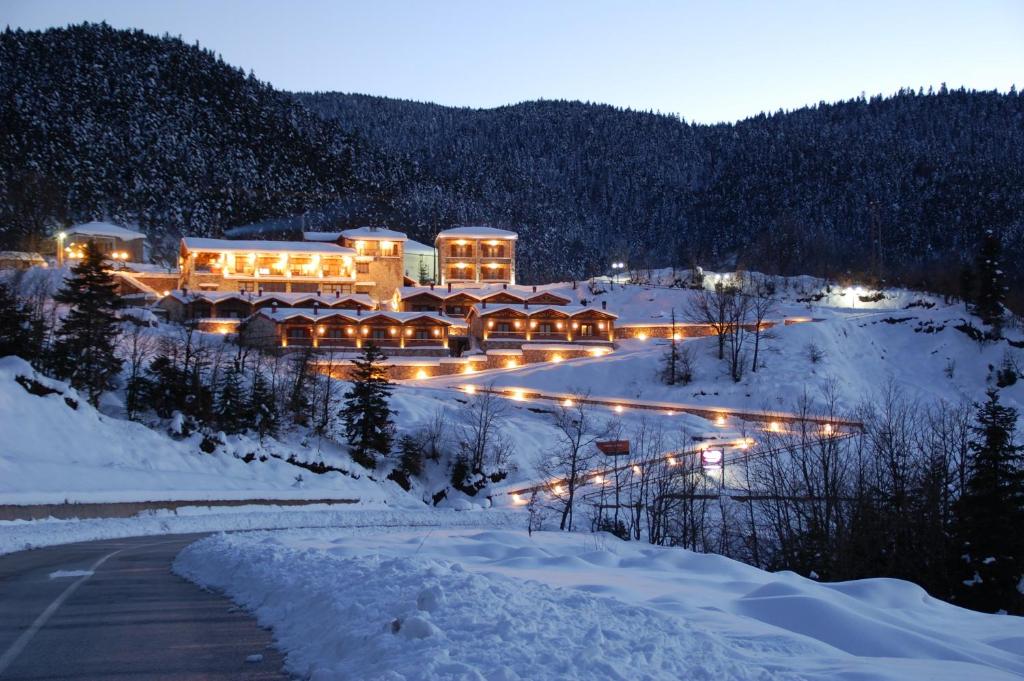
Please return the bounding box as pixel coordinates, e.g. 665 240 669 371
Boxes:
181 237 355 255
435 226 518 241
65 221 146 241
341 227 408 241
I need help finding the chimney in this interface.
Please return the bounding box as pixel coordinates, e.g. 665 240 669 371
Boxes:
316 288 321 297
430 283 435 290
602 300 607 310
448 282 452 293
524 301 529 310
357 307 361 316
503 283 507 290
482 300 487 309
271 301 278 312
335 290 340 298
313 302 319 316
181 285 188 295
258 287 264 296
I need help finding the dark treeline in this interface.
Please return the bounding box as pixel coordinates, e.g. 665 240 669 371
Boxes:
3 23 1024 307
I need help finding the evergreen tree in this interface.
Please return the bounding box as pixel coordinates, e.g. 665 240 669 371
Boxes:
417 260 431 285
340 342 394 468
215 359 248 434
662 308 681 385
51 240 123 405
0 283 36 358
972 230 1006 333
951 390 1024 614
249 367 279 441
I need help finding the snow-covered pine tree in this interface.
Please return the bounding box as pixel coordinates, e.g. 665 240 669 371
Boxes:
50 240 123 405
249 367 279 441
340 342 394 468
215 359 248 434
662 309 681 385
973 230 1006 335
951 390 1024 614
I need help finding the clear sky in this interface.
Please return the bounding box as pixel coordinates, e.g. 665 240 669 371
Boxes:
4 0 1022 123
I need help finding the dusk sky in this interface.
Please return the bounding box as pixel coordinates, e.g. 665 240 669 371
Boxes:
5 0 1023 123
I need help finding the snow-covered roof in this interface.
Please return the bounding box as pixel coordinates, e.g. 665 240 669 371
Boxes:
471 303 617 319
341 227 408 241
0 251 46 263
435 226 518 241
302 231 343 242
165 290 374 307
398 285 571 304
65 221 146 241
181 237 355 255
257 308 452 325
404 239 436 255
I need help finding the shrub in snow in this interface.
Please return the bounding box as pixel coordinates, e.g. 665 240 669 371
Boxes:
804 341 825 364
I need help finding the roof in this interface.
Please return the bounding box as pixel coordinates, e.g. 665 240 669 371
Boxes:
0 251 46 262
257 308 452 325
397 285 571 304
181 237 355 255
435 226 518 241
302 231 342 242
341 227 408 241
404 239 436 255
165 290 374 307
470 303 618 319
64 221 146 241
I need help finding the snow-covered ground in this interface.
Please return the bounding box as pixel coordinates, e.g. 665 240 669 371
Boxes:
175 527 1024 681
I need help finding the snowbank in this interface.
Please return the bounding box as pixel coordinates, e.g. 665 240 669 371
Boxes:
0 508 519 556
175 528 1024 681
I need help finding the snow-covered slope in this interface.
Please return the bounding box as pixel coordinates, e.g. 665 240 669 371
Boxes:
175 527 1024 681
0 356 406 506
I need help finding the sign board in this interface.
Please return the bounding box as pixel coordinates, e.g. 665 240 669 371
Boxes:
596 440 630 456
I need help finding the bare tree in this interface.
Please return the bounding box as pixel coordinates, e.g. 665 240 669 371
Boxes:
457 383 513 474
748 281 777 372
539 393 614 531
685 284 734 360
122 319 155 420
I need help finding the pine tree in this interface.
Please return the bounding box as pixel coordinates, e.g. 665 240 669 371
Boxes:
951 390 1024 614
249 368 279 441
51 240 123 405
972 230 1006 334
0 283 36 358
215 359 248 434
417 259 431 285
662 309 680 385
340 342 394 468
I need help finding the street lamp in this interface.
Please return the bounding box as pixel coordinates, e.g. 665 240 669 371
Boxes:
56 232 66 268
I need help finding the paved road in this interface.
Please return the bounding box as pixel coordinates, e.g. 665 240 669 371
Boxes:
0 534 291 680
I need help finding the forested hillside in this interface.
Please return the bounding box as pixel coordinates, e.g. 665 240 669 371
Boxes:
2 23 1023 299
0 23 403 258
299 91 1024 295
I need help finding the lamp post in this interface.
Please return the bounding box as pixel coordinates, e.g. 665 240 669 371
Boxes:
56 232 66 268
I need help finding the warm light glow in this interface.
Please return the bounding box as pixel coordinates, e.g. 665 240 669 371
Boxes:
389 327 397 336
361 327 369 336
463 366 476 375
380 240 393 252
591 474 604 485
513 320 521 329
530 321 537 329
702 449 724 469
162 290 170 297
715 414 727 426
672 333 682 341
487 320 494 329
415 369 429 380
487 240 499 246
551 354 563 363
571 322 579 330
487 262 501 269
505 359 519 369
562 398 573 407
598 322 606 330
637 332 648 341
511 493 527 506
464 384 477 394
666 456 678 466
822 423 834 435
664 410 675 416
735 440 749 450
614 405 624 413
346 327 354 335
432 328 441 336
317 325 325 335
354 240 366 253
632 465 642 475
769 421 781 432
556 321 564 330
588 347 609 357
454 262 469 269
510 389 525 401
552 484 565 496
455 239 468 246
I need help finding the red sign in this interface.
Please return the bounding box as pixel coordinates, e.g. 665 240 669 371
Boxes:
596 440 630 455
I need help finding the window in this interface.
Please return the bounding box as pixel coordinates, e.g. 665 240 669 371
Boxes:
483 244 506 258
413 304 436 312
415 328 431 340
450 245 473 258
496 322 512 333
538 322 554 334
448 305 464 316
237 280 257 293
287 327 309 339
323 283 352 294
372 328 388 339
327 327 345 339
579 323 594 337
356 262 370 274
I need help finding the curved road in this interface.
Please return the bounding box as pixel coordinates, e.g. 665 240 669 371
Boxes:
0 534 290 680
